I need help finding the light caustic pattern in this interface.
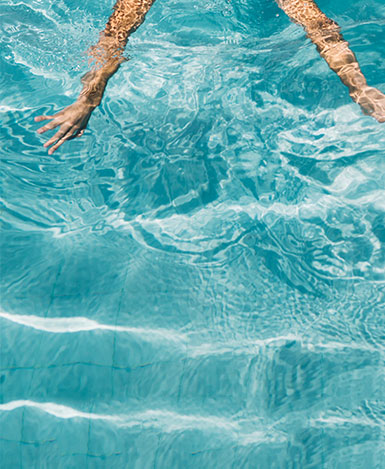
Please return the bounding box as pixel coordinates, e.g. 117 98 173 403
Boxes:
1 0 385 467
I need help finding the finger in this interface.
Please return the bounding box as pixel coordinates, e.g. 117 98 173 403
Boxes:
43 124 72 148
64 127 81 142
77 129 85 138
48 137 67 155
34 115 55 123
47 127 78 155
37 119 62 135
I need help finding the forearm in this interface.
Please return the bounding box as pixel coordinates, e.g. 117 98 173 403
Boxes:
277 0 367 98
79 0 155 107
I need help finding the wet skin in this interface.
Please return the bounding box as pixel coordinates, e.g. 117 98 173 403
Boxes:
35 0 385 154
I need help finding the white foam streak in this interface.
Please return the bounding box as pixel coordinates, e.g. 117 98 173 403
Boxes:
122 409 239 432
0 400 238 430
0 311 186 342
2 310 382 355
0 400 285 442
0 400 119 422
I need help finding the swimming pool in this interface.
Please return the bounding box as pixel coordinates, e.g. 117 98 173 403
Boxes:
1 0 384 466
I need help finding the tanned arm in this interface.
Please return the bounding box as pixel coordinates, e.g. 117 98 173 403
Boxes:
35 0 155 154
277 0 385 122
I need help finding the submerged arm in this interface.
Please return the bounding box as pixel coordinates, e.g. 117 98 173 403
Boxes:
277 0 385 122
35 0 155 154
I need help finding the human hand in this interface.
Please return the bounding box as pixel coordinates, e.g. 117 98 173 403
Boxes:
35 99 96 154
352 86 385 123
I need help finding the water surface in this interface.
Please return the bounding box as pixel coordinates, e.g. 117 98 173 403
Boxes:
1 0 385 467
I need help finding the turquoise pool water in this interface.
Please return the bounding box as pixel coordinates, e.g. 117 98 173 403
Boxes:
1 0 385 467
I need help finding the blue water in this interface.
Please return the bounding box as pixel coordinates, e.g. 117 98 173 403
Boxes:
1 0 385 467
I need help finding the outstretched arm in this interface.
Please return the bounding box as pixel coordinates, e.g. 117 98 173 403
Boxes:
35 0 155 154
277 0 385 122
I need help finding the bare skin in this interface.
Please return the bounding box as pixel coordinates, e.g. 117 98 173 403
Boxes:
35 0 385 154
35 0 155 154
277 0 385 122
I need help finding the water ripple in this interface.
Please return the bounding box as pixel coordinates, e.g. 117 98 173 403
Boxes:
1 0 385 467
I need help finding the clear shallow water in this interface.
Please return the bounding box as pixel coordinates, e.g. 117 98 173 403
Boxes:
1 0 385 467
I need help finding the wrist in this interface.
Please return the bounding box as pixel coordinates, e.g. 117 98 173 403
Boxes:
78 93 101 109
78 73 106 108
